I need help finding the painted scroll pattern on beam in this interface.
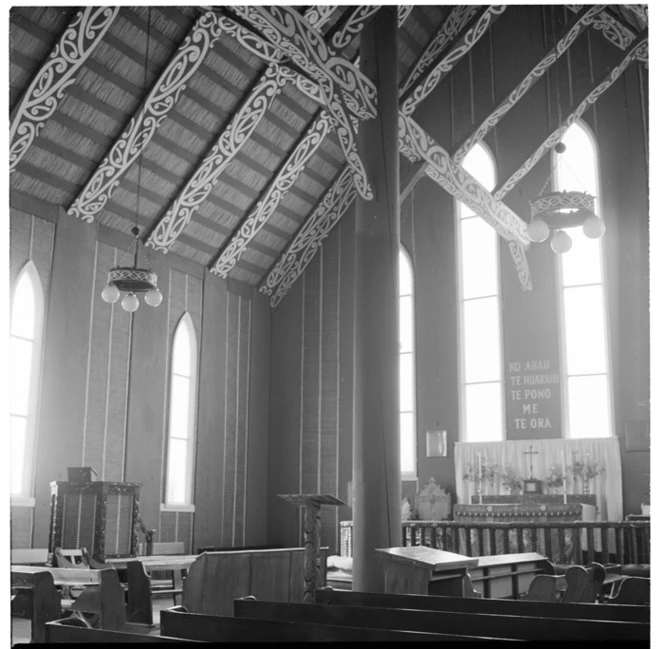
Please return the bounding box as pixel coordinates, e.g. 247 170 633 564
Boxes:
401 6 506 117
508 240 533 292
230 5 376 200
494 33 648 201
260 166 356 308
145 64 286 252
210 110 334 278
400 5 478 95
399 114 529 245
68 11 224 223
331 6 382 51
303 5 338 31
10 6 119 173
453 4 606 164
398 5 414 27
216 15 282 63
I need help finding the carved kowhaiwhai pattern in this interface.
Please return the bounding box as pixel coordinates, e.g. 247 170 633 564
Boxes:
303 5 338 31
398 5 414 27
210 111 333 278
401 6 505 117
215 15 282 62
260 165 356 308
331 5 381 51
231 5 375 200
508 240 533 292
400 5 477 95
494 33 647 201
10 6 119 173
68 11 224 222
399 114 529 244
453 5 606 164
145 64 286 252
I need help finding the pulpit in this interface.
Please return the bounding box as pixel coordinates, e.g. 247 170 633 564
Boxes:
375 546 478 596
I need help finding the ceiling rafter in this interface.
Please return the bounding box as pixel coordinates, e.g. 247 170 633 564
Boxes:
400 5 506 117
400 5 478 96
566 5 648 65
453 4 606 164
10 6 119 173
493 31 647 202
67 10 226 223
229 5 378 200
145 64 286 252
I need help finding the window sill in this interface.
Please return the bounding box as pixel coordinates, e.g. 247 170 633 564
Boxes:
11 496 36 508
160 504 195 513
401 475 418 483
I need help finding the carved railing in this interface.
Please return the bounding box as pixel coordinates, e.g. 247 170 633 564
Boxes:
339 520 650 566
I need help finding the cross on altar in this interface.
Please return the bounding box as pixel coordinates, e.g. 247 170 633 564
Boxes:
524 444 539 480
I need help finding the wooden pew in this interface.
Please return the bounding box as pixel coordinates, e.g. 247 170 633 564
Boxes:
11 565 126 642
314 587 650 624
233 596 649 641
45 617 193 643
468 552 554 599
11 569 61 643
160 606 470 642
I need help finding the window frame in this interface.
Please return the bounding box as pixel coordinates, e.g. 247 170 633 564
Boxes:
164 312 199 507
10 261 45 502
455 142 506 443
399 245 418 480
552 119 615 439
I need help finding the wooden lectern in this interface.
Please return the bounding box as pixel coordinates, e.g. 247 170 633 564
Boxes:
375 546 479 597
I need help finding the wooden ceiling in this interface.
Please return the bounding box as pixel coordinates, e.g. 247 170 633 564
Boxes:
9 5 648 307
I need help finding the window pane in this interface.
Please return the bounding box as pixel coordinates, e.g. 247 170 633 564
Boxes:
399 295 413 353
11 416 27 495
462 297 501 383
166 438 188 504
563 285 608 375
169 375 191 439
460 217 498 299
11 272 36 339
567 375 611 438
399 352 414 413
399 250 413 296
10 337 33 417
172 324 192 377
400 411 416 475
463 143 496 191
465 382 503 442
557 123 598 196
561 230 602 286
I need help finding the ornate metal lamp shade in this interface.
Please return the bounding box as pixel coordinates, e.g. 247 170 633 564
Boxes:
527 190 605 254
101 227 163 312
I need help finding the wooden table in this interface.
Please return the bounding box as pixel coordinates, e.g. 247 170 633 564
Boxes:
105 554 199 571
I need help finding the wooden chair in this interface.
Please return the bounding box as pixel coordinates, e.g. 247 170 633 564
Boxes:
148 541 186 605
54 547 90 570
521 574 566 602
606 577 650 606
561 565 592 603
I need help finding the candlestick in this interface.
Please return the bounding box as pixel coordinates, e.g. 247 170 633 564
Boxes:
478 454 483 504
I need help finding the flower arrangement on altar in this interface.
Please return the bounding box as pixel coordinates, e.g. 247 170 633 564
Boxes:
546 464 565 493
500 467 524 495
461 459 500 488
568 454 604 494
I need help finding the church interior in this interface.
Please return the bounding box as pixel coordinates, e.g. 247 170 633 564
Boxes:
8 4 651 643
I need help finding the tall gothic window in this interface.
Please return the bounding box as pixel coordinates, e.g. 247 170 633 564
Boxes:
165 313 198 505
553 121 613 438
399 247 417 477
10 262 44 498
456 143 504 442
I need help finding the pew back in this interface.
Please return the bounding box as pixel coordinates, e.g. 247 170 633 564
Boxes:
45 618 190 643
11 569 61 643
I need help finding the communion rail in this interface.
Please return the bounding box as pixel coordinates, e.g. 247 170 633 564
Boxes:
339 520 649 566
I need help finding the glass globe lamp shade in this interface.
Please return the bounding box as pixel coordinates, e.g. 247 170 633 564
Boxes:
582 214 606 239
101 283 121 304
121 292 140 313
144 287 163 307
526 218 550 243
550 230 573 254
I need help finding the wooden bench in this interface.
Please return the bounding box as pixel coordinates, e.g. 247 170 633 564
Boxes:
11 569 61 643
11 565 126 642
160 605 468 642
45 617 193 643
233 596 649 641
315 587 649 624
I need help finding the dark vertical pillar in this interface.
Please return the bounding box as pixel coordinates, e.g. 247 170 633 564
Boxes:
352 7 401 593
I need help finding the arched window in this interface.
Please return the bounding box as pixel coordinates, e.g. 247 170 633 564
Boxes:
399 247 417 478
165 313 198 505
553 121 613 438
456 143 505 442
10 262 44 498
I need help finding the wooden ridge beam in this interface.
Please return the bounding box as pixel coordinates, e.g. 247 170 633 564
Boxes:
400 6 506 117
10 6 119 173
453 4 606 164
494 32 648 201
67 10 227 222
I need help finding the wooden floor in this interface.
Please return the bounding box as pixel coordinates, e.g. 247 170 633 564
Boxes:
10 596 176 646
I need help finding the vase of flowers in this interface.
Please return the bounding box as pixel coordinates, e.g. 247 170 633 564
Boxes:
546 464 564 495
569 454 604 495
500 467 523 496
462 459 500 496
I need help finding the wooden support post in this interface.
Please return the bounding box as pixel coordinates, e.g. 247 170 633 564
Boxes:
279 494 346 603
352 6 402 594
